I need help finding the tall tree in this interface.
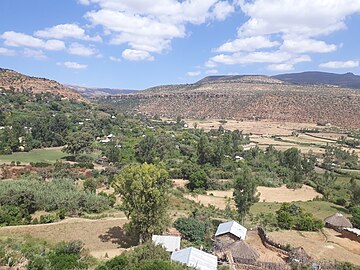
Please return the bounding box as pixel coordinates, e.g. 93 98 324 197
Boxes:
113 163 171 243
136 135 158 164
63 132 93 156
233 166 259 222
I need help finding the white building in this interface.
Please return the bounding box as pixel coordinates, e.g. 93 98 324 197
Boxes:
171 247 217 270
152 235 181 252
215 220 247 240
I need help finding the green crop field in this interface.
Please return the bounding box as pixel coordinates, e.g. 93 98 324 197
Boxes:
0 147 68 164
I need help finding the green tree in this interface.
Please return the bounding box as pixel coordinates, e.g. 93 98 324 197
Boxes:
83 178 97 194
350 206 360 228
136 135 158 163
174 217 207 242
197 134 213 165
113 163 171 243
233 167 259 222
63 132 93 156
188 170 208 191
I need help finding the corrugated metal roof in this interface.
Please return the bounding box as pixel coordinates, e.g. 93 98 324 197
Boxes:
152 235 181 252
215 220 247 240
171 247 217 270
344 227 360 236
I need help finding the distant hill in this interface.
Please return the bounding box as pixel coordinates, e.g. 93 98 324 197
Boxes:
103 75 360 128
67 85 137 99
273 71 360 89
0 68 84 100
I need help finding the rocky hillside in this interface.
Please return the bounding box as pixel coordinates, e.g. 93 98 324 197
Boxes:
103 76 360 128
0 68 84 100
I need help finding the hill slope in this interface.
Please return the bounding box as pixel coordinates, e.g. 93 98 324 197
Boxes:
0 68 84 100
273 71 360 89
103 76 360 128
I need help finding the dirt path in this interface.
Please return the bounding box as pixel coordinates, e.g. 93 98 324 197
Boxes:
0 217 135 259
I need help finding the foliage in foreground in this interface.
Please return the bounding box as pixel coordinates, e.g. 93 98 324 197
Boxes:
95 241 190 270
0 238 94 270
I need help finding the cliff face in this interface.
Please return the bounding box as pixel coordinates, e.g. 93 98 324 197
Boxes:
105 77 360 128
0 68 85 101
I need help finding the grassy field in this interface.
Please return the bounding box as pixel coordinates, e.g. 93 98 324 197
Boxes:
0 147 68 164
250 200 348 220
0 147 102 164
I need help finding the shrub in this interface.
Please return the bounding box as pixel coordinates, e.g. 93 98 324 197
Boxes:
174 217 206 242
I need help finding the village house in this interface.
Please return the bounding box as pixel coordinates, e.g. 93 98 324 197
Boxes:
340 228 360 243
171 247 217 270
152 235 181 252
324 213 353 232
214 221 259 265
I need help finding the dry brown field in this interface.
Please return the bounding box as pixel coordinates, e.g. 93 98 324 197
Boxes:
0 216 133 259
268 229 360 265
184 185 321 209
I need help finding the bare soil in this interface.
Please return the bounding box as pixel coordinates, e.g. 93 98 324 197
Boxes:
268 229 360 265
0 216 135 259
257 185 322 203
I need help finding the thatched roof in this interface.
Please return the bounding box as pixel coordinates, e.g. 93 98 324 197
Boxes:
324 213 353 228
214 239 259 262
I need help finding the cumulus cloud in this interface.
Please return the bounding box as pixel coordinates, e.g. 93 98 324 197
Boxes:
319 60 359 69
187 71 202 77
122 49 154 61
1 31 65 51
83 0 235 60
216 36 279 52
0 47 16 56
35 24 102 42
208 0 360 70
68 42 97 56
57 61 88 69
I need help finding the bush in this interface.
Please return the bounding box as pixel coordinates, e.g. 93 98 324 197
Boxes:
174 217 207 242
188 170 208 191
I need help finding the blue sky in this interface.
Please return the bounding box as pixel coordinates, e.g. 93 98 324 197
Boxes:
1 0 360 89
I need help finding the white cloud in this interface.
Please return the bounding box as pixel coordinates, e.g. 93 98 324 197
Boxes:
122 49 154 61
23 48 47 60
216 36 279 52
187 71 202 77
68 42 97 56
319 60 359 69
212 1 235 21
208 0 360 70
281 38 337 53
78 0 90 5
58 61 88 69
35 24 102 42
1 31 65 51
206 69 219 74
109 56 121 62
0 47 16 56
211 51 292 65
84 0 235 60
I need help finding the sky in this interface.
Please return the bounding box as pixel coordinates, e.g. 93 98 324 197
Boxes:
1 0 360 90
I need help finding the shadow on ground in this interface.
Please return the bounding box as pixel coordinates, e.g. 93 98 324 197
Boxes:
99 226 137 248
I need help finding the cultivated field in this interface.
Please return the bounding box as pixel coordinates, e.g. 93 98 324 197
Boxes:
0 147 67 164
184 185 321 210
0 216 133 259
268 229 360 265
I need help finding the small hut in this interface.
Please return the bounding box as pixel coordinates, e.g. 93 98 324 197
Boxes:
289 247 312 265
214 238 259 265
324 213 352 231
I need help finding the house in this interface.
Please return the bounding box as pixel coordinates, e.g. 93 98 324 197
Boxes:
324 213 353 231
234 155 244 162
215 220 247 240
341 228 360 243
214 238 259 265
214 221 258 265
242 143 257 151
99 139 111 143
171 247 217 270
152 235 181 252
